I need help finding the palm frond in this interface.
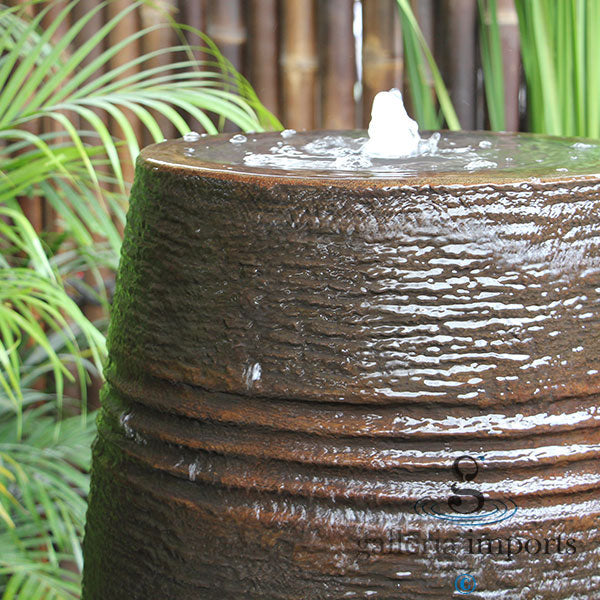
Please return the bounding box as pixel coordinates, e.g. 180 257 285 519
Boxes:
0 6 280 191
0 409 95 599
0 3 281 598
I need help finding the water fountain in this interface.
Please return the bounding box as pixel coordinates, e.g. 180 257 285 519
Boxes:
82 91 600 599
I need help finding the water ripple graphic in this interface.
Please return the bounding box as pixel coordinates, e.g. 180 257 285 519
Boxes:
414 496 518 526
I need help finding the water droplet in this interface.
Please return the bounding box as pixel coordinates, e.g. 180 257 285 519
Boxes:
464 159 497 171
280 128 297 139
230 134 247 144
479 140 492 148
244 362 262 388
188 461 199 482
119 411 134 439
183 131 201 142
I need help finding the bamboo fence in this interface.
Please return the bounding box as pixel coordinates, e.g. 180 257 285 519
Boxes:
17 0 524 178
21 0 523 146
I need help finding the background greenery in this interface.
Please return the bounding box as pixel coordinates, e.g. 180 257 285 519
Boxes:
399 0 600 138
0 1 278 597
1 0 599 598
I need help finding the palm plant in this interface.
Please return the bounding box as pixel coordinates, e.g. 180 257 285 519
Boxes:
0 2 279 598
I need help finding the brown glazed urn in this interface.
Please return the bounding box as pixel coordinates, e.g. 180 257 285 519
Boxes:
82 131 600 599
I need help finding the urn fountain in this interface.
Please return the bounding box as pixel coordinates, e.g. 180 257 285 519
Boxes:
82 95 600 599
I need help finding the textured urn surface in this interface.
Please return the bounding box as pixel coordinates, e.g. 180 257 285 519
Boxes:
83 131 600 599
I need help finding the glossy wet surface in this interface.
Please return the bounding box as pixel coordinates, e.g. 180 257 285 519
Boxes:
83 130 600 599
146 129 600 182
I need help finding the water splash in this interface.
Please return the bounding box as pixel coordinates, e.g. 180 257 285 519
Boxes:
363 89 420 158
230 134 247 145
363 89 440 158
170 104 600 178
465 158 498 171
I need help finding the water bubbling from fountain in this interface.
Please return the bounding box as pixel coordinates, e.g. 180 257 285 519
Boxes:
363 88 419 157
363 88 440 158
170 91 600 180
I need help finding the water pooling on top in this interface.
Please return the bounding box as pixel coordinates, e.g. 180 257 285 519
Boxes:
159 89 600 181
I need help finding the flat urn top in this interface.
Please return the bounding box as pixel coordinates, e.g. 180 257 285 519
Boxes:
139 129 600 187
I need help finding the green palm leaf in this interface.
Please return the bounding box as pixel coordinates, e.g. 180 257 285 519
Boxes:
0 408 95 599
0 3 280 598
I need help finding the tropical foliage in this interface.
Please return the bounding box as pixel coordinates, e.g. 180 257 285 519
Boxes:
4 0 599 597
0 1 277 598
514 0 600 137
398 0 600 138
395 0 460 130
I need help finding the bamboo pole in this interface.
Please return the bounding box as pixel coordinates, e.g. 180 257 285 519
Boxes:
106 0 142 190
412 0 435 47
103 4 142 407
280 0 318 130
207 0 246 72
405 0 435 121
40 1 73 233
72 0 114 410
180 0 206 34
17 150 43 234
11 0 47 398
16 2 71 400
362 0 403 127
178 0 207 133
320 0 356 129
207 0 246 132
17 0 43 232
140 0 177 144
497 0 520 130
247 0 280 119
436 0 478 129
72 0 107 141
